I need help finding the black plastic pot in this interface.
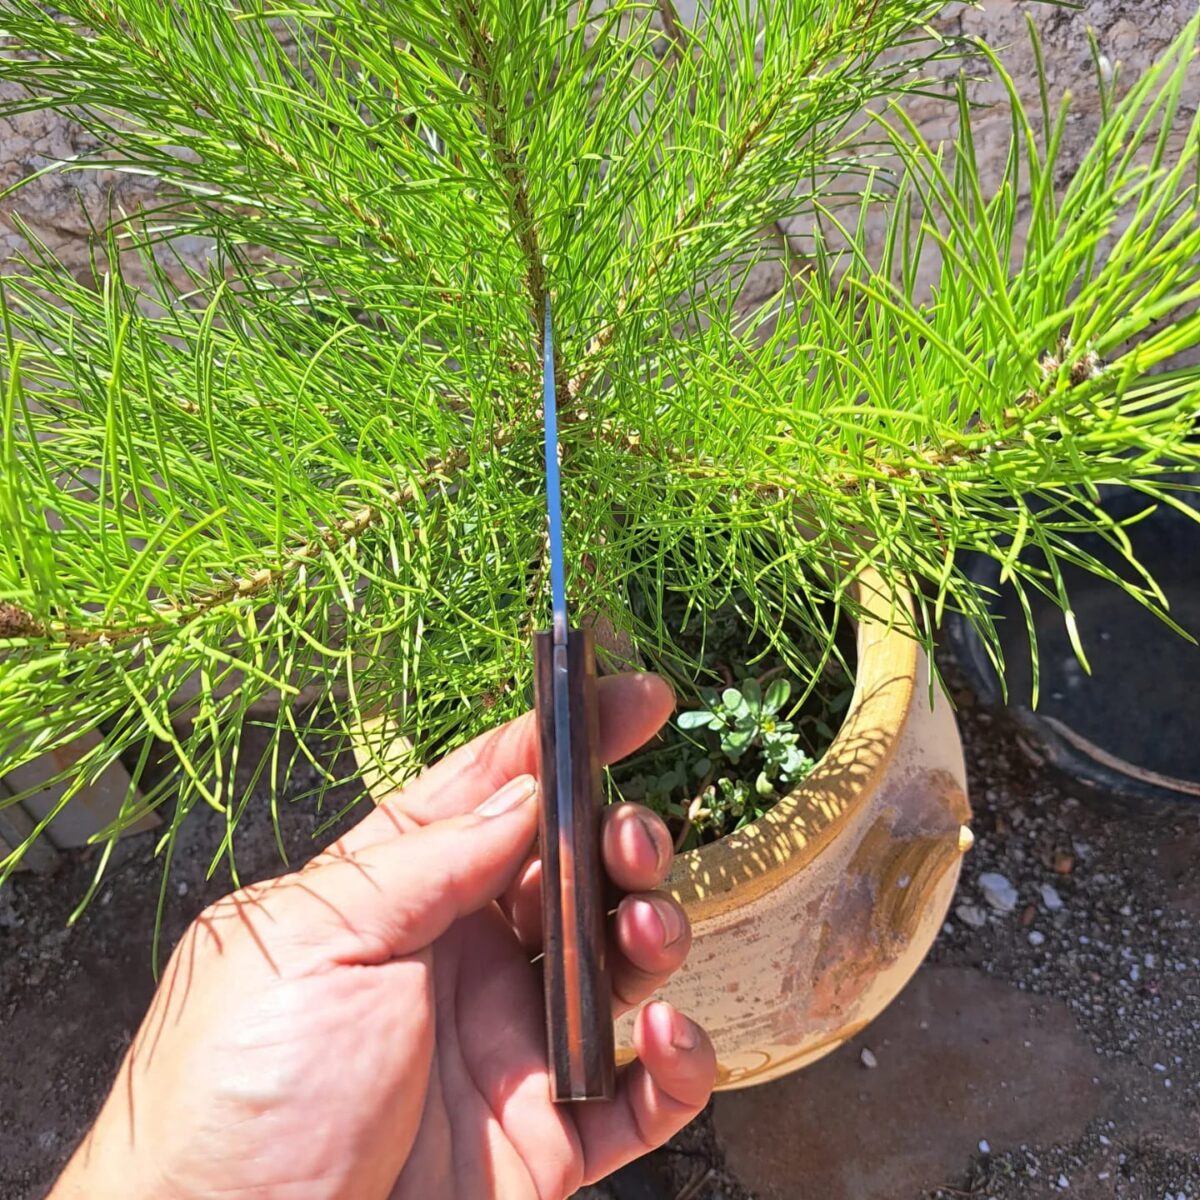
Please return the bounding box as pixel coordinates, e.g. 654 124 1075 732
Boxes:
947 484 1200 805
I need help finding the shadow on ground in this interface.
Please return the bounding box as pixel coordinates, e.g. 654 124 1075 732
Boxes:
0 729 362 1199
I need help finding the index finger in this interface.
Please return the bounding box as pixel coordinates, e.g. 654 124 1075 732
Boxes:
340 672 674 853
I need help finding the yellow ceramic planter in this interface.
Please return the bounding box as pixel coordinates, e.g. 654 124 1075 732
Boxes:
357 576 971 1091
615 581 972 1088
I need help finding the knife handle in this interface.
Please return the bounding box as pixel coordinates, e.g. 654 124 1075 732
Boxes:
533 627 616 1102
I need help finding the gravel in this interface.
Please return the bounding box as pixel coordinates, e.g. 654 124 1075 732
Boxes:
926 666 1200 1200
979 872 1020 913
935 704 1200 1100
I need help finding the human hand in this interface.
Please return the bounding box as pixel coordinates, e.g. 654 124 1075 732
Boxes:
51 673 715 1200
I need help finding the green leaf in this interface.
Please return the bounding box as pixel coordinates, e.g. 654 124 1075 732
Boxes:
764 678 791 713
781 746 814 781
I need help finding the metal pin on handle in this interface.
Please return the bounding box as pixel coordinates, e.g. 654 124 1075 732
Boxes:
533 296 616 1103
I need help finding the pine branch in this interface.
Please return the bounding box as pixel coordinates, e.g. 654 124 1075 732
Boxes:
75 3 445 279
454 0 548 323
2 0 1199 899
656 0 808 280
570 0 925 399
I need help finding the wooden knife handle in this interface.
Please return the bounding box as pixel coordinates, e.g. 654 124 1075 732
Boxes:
533 627 616 1102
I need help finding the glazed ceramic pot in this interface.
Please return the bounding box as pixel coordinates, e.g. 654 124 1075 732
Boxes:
357 572 972 1090
613 576 972 1088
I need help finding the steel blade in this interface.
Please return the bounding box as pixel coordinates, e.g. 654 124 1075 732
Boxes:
543 295 569 646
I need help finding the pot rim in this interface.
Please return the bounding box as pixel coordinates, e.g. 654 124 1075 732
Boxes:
946 521 1200 807
668 568 919 925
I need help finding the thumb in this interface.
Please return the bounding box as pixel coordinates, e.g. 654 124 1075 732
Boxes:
306 775 539 959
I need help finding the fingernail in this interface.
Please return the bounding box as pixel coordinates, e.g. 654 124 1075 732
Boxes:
476 775 537 817
650 1000 700 1052
636 812 667 874
645 895 686 949
671 1011 701 1052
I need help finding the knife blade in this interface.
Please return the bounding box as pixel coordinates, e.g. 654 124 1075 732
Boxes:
533 295 616 1103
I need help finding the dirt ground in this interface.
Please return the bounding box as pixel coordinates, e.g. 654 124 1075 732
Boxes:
655 671 1200 1200
3 659 1198 1200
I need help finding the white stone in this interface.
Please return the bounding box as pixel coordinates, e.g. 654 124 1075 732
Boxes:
978 872 1019 913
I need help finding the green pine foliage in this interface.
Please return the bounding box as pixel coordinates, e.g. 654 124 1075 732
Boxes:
1 2 1198 905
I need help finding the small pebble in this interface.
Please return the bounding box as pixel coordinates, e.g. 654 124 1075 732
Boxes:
1057 1174 1070 1190
1028 930 1046 947
956 903 988 929
978 872 1019 913
860 1047 878 1069
1040 883 1064 911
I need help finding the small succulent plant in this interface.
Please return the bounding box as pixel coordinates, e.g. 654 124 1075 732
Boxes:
617 676 817 848
679 677 814 795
